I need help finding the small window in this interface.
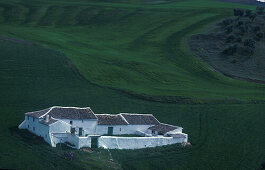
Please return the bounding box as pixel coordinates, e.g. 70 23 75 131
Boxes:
27 116 29 120
33 117 35 122
82 120 83 123
28 125 29 128
70 120 73 125
45 134 47 138
152 130 155 134
33 127 35 131
120 128 121 131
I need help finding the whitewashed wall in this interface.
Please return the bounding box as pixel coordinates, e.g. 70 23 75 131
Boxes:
22 115 40 135
60 119 97 136
52 134 188 149
49 121 71 133
49 121 71 146
67 135 92 149
77 136 92 149
98 135 188 149
19 115 52 145
95 125 153 135
52 133 69 146
146 128 183 135
166 128 183 134
96 125 128 135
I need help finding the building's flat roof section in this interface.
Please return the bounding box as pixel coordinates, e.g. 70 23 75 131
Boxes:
120 113 160 125
148 123 181 134
26 106 97 120
96 114 129 125
39 118 58 126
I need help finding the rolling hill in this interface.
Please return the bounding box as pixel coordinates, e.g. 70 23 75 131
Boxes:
0 0 265 169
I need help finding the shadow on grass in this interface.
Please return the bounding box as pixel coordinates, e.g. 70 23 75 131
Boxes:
8 126 48 146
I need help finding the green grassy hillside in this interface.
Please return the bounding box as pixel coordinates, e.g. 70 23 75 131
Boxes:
1 37 265 170
0 0 265 169
1 38 265 170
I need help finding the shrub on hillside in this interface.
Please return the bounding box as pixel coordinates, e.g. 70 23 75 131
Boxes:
226 25 233 34
226 34 236 42
236 37 242 43
238 46 254 56
222 44 238 55
249 13 257 22
231 58 239 63
244 38 256 48
233 9 244 17
253 26 261 33
256 32 264 39
222 18 233 26
238 25 248 34
256 7 264 15
236 21 244 27
245 9 252 17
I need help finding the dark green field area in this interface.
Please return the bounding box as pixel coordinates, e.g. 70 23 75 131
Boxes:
0 0 265 169
189 8 265 84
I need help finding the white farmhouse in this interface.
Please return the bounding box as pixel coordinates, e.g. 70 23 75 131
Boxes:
19 106 188 149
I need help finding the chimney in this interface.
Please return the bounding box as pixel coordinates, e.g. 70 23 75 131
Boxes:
45 115 49 122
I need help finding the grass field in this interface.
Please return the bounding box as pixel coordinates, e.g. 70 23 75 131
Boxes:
0 0 265 169
0 0 264 103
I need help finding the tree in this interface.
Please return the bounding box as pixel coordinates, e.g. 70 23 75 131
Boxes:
237 21 244 27
256 32 264 39
236 37 242 43
256 6 264 15
239 46 254 56
249 13 257 22
226 34 236 43
244 39 256 48
222 18 233 26
231 58 239 63
226 25 233 34
245 9 252 17
238 25 248 35
222 44 238 55
253 26 261 33
234 8 244 17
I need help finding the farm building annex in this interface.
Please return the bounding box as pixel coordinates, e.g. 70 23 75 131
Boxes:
19 106 188 149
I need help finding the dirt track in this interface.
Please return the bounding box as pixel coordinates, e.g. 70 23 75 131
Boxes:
0 36 34 45
218 0 265 6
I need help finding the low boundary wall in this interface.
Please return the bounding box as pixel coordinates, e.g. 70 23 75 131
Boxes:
51 133 188 149
98 135 188 149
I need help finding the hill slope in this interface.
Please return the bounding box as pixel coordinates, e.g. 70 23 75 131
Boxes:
189 8 265 84
0 0 265 169
1 37 265 170
0 0 264 103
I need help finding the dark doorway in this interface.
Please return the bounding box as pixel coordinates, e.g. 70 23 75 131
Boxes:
91 137 98 148
79 128 83 136
71 127 75 134
107 127 113 135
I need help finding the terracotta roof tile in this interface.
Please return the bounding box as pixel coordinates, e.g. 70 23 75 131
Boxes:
39 118 58 125
26 106 97 120
120 113 160 125
148 123 181 134
96 114 128 125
